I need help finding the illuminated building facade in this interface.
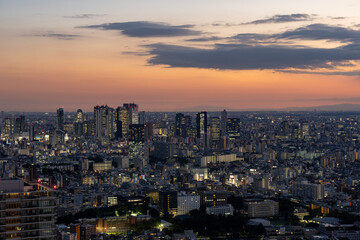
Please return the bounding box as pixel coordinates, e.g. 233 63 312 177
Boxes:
0 178 57 239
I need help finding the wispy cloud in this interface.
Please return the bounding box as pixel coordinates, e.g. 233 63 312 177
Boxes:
330 16 347 20
243 13 315 25
31 32 81 40
278 70 360 76
64 14 106 19
81 21 202 37
185 36 223 42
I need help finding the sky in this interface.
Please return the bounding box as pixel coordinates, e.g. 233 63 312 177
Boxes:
1 0 360 112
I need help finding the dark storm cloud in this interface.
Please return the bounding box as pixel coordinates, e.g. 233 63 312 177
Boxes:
243 14 315 25
81 21 202 37
145 43 360 70
64 14 106 19
277 24 360 42
32 32 81 40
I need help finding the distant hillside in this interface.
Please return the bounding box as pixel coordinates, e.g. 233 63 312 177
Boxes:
178 103 360 112
279 103 360 112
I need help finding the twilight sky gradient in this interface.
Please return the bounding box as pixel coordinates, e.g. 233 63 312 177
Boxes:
1 0 360 112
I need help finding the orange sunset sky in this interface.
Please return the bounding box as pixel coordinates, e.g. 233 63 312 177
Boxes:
1 0 360 112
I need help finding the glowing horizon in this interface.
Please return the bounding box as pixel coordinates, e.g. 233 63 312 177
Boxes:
1 0 360 112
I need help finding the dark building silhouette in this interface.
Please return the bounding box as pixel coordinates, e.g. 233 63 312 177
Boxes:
159 190 178 217
56 107 64 131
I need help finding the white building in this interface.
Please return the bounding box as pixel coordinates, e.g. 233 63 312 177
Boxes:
177 192 200 216
206 204 234 216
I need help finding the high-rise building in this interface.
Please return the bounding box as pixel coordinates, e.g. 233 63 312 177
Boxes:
0 178 57 239
84 119 95 136
175 113 185 137
227 118 240 139
196 112 208 147
175 114 192 138
144 122 153 141
29 124 35 141
139 111 145 125
129 124 145 142
4 117 15 136
128 124 147 161
220 109 227 136
74 109 84 136
15 115 26 134
210 117 220 143
57 108 64 131
123 103 139 124
94 105 115 139
299 120 309 139
116 107 129 139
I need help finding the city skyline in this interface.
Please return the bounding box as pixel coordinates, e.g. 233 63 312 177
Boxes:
1 0 360 112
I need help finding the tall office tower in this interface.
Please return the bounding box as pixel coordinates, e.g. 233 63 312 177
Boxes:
128 124 148 161
184 115 192 138
196 112 208 146
0 178 57 239
299 120 309 139
94 105 115 139
227 118 241 139
175 114 191 138
74 109 84 136
56 107 64 131
210 117 221 143
175 113 185 137
139 111 146 124
116 106 130 139
220 109 227 136
129 124 145 142
84 119 95 136
75 109 84 123
15 115 26 134
123 103 139 124
145 122 153 141
29 124 35 141
4 117 15 136
159 190 178 217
